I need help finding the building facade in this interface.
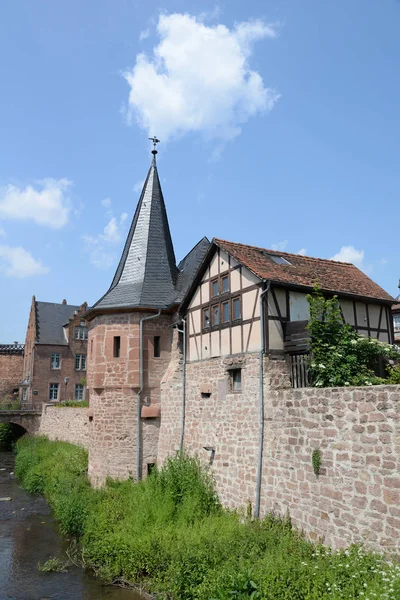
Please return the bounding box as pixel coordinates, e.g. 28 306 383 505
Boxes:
85 147 396 489
392 293 400 345
20 297 88 406
0 343 24 404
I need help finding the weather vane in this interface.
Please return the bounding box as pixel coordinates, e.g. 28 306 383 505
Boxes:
149 136 160 153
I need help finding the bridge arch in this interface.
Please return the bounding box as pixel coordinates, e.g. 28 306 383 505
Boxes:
0 412 41 435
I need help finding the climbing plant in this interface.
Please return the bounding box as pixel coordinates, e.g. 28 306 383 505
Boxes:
306 287 399 387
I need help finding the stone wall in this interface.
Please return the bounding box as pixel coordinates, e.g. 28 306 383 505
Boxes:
0 353 23 401
39 404 89 448
261 384 400 555
159 348 400 554
87 312 172 486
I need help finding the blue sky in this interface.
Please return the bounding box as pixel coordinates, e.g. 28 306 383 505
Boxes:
0 0 399 342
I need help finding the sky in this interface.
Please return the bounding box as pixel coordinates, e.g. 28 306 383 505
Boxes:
0 0 399 342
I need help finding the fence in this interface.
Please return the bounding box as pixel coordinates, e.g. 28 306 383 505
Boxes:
288 353 310 388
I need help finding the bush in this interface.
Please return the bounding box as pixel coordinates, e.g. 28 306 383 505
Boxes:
307 288 399 387
15 437 400 599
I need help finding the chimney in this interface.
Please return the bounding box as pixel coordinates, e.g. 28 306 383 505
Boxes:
62 299 67 305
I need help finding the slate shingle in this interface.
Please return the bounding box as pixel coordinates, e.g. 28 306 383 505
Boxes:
35 301 80 345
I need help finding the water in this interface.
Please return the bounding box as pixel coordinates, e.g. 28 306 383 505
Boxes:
0 452 144 600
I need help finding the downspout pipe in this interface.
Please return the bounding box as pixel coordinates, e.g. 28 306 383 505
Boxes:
255 281 271 519
174 319 186 453
137 309 161 481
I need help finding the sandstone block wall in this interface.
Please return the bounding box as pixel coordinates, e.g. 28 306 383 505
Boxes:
39 404 89 448
261 385 400 554
159 349 400 554
0 354 23 400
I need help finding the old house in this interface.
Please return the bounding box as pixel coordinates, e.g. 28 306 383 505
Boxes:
20 297 89 406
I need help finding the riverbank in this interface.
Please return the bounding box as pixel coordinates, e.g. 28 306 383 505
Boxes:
0 450 142 600
15 436 400 599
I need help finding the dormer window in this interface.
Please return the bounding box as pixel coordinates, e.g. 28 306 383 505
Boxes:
267 254 292 266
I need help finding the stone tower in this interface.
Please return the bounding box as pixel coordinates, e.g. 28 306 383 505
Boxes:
85 146 209 486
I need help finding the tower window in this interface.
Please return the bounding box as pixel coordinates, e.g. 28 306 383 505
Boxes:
154 336 161 358
113 336 121 358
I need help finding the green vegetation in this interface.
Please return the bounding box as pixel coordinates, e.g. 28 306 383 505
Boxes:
0 423 14 449
311 449 321 477
38 557 68 572
15 436 400 599
55 400 89 408
307 288 400 387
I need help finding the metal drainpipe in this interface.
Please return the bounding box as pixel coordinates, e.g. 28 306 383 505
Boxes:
174 319 186 452
137 309 161 481
255 281 271 519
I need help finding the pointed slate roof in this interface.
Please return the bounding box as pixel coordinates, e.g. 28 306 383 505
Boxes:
91 152 180 311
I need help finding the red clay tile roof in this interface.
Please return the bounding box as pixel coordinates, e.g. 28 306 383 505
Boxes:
392 304 400 311
215 239 395 303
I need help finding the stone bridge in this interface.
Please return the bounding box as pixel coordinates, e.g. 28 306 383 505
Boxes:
0 410 41 434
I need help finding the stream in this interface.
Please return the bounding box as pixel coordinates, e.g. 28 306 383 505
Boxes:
0 451 144 600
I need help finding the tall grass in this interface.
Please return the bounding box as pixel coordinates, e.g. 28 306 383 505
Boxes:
15 436 400 599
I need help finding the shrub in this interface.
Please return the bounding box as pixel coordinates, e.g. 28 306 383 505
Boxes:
307 287 399 387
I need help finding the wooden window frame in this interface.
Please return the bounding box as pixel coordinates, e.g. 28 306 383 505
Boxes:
211 278 219 298
50 352 61 370
222 300 230 323
49 383 59 401
203 307 210 329
212 304 220 326
232 296 242 322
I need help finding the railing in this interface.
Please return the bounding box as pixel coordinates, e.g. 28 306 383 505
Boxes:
0 343 24 355
288 353 310 389
0 401 41 412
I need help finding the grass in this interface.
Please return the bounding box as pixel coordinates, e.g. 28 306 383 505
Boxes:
15 436 400 600
55 400 89 408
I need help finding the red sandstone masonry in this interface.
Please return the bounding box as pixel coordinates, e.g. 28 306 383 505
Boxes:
0 354 23 400
39 404 89 448
159 347 400 555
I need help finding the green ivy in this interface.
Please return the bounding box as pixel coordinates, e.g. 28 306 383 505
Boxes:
312 449 321 477
307 287 399 387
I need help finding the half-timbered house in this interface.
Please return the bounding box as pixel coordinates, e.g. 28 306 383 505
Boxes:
181 238 395 362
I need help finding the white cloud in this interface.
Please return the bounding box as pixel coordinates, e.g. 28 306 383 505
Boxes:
134 179 145 193
139 28 150 41
82 205 128 269
123 13 279 144
330 246 365 268
297 248 307 256
0 179 72 229
271 240 288 251
101 197 112 209
0 246 49 278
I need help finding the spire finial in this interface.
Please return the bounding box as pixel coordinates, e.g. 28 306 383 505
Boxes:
149 136 160 156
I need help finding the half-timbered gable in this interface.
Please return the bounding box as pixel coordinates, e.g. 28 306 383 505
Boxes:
182 239 396 361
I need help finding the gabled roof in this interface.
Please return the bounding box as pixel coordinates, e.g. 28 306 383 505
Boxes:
175 237 211 303
214 239 394 302
90 153 179 312
35 301 80 345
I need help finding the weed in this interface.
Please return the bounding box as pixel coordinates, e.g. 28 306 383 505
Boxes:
38 557 68 572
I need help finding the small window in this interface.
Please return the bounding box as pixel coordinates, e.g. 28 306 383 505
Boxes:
147 463 156 476
154 336 161 358
232 297 241 321
75 354 86 371
222 301 229 323
212 305 219 326
22 388 27 402
49 383 59 401
203 308 210 329
268 254 292 266
230 369 242 392
222 275 229 293
211 279 219 297
113 336 121 358
394 315 400 332
75 384 85 401
51 352 61 369
74 326 88 340
90 339 93 355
